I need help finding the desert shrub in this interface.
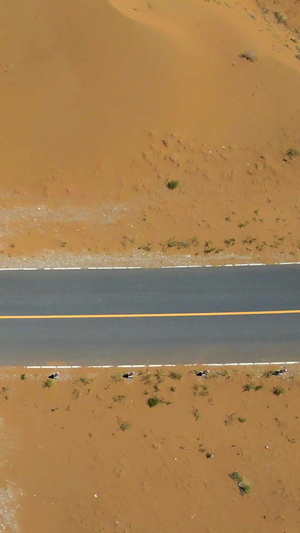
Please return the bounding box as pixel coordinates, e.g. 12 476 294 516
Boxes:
193 384 209 397
243 383 255 392
169 371 182 380
43 379 54 389
147 397 161 408
286 148 300 158
229 471 252 495
20 374 26 380
274 11 287 23
165 239 179 248
238 479 252 495
79 377 92 386
155 369 167 383
113 395 126 403
238 417 246 423
167 180 179 190
273 386 284 396
142 372 153 385
119 420 132 431
139 242 153 252
224 237 237 246
192 408 201 421
262 370 273 378
111 373 123 383
224 413 237 426
230 471 242 483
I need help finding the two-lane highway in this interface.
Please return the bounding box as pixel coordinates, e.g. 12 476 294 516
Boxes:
0 265 299 365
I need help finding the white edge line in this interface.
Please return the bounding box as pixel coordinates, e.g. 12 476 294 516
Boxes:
117 365 137 368
25 361 299 370
0 261 299 272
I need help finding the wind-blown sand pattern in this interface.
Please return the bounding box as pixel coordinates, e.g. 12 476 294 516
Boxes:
0 0 299 266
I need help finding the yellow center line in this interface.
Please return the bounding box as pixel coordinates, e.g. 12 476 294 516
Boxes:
0 310 299 319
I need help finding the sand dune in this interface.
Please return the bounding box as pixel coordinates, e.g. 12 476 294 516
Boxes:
0 0 299 264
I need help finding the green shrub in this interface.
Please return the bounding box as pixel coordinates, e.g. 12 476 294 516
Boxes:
238 480 252 495
147 397 161 408
79 377 92 386
167 180 179 190
229 471 252 496
243 383 255 392
286 148 299 158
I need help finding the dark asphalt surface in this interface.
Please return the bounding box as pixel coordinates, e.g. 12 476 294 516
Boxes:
0 265 299 365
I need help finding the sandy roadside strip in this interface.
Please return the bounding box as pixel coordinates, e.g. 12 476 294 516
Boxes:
0 363 299 532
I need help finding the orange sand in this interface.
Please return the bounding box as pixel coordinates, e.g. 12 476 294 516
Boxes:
1 364 300 532
0 0 299 266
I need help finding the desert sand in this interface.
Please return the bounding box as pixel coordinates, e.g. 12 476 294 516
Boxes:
0 364 299 532
1 3 299 531
0 0 299 267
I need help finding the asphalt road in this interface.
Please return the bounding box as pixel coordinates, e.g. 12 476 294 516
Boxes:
0 265 299 365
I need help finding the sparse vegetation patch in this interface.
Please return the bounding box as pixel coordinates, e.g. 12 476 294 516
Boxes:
167 180 179 190
43 379 54 389
286 148 299 159
79 377 92 386
274 11 287 23
147 397 161 408
273 386 285 396
193 384 209 397
169 371 182 380
229 471 252 496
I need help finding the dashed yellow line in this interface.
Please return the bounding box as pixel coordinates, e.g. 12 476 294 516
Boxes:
0 310 299 319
